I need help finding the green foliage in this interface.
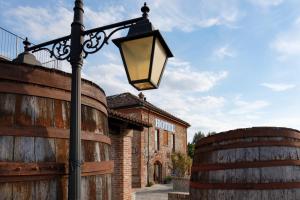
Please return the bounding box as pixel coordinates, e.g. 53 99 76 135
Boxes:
171 152 192 177
163 176 172 184
207 131 217 136
146 181 154 187
187 142 195 158
187 131 206 158
192 131 206 144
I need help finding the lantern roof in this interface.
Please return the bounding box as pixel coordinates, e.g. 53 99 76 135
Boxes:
113 19 173 58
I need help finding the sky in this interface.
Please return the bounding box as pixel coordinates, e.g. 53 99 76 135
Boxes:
1 0 300 142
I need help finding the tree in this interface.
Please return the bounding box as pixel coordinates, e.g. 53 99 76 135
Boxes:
207 131 217 136
187 131 205 158
187 142 194 159
192 131 206 144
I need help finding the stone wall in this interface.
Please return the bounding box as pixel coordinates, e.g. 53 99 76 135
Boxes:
173 177 190 192
168 192 190 200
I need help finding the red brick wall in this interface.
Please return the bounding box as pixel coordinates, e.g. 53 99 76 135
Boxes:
131 129 142 188
111 128 133 200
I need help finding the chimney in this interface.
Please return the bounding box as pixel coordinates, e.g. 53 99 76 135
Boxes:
138 92 146 101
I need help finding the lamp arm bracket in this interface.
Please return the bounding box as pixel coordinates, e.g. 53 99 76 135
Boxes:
31 37 71 61
82 24 132 58
26 16 144 61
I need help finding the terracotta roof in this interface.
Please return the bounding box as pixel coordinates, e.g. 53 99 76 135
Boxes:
107 93 190 127
108 108 151 127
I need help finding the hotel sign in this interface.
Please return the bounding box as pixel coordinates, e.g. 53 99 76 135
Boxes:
155 118 175 133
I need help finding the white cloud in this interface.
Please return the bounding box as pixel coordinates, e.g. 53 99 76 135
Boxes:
229 97 269 115
271 17 300 60
4 0 241 46
185 96 270 141
261 83 295 91
102 51 122 63
147 0 240 32
248 0 284 7
213 45 236 59
83 55 228 98
83 62 135 95
147 93 225 116
84 6 126 29
263 116 300 128
6 6 73 41
163 58 228 92
5 5 126 42
142 91 228 142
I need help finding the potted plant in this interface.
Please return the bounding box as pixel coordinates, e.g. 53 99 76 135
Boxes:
171 152 192 192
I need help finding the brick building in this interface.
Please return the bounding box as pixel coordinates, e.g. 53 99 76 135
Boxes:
107 92 190 188
108 109 150 200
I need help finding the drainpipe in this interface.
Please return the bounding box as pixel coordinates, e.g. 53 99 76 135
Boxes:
139 92 151 187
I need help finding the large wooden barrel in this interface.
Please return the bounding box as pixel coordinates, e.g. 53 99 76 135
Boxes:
190 127 300 200
0 60 112 199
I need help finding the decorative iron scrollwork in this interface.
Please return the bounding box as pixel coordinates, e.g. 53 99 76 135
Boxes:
82 25 130 58
29 22 135 61
52 39 71 61
82 31 107 59
32 38 71 61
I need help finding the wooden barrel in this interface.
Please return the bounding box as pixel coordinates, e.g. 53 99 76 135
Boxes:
0 60 113 199
190 127 300 200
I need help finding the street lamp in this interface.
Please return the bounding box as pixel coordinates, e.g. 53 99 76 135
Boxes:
113 6 173 90
23 0 173 200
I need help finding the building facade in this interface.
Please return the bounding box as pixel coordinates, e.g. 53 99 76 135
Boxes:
108 109 150 200
107 92 190 188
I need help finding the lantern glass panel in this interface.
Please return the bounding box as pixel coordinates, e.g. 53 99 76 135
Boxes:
150 38 167 85
121 36 153 81
133 82 154 90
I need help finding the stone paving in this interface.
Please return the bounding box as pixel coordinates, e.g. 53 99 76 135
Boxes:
133 184 173 200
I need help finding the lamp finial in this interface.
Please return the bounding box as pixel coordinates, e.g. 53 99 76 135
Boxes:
141 2 150 18
23 37 31 52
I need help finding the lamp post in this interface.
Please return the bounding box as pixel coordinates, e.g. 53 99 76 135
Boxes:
25 1 173 199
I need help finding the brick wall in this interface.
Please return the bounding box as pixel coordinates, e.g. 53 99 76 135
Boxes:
111 128 133 200
132 130 142 188
120 107 188 187
141 109 187 186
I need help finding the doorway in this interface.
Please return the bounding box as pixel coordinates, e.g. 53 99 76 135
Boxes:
153 161 162 183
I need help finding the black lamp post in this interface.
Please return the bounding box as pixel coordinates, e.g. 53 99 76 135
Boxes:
24 1 173 199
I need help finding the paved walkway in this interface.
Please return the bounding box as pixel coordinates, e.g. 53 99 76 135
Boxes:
133 184 173 200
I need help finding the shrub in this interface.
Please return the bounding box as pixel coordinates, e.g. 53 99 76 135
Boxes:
146 181 154 187
171 152 192 177
163 176 172 184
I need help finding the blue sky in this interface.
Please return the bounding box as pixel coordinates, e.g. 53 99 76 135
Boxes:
1 0 300 142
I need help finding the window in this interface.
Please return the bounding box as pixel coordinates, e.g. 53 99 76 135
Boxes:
172 134 175 152
163 131 168 146
155 129 160 150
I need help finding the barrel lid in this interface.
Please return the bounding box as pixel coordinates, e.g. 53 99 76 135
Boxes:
196 126 300 147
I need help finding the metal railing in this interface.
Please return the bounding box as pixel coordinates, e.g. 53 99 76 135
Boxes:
0 26 64 70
